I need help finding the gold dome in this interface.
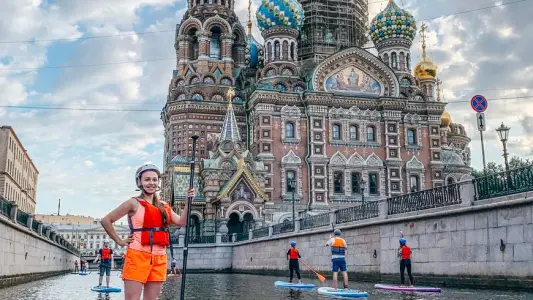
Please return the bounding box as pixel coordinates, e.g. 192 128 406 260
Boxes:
441 111 451 127
415 56 438 80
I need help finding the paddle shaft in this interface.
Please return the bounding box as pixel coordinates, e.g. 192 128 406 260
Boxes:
179 135 199 300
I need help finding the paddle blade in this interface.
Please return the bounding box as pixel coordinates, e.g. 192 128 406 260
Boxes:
317 274 326 282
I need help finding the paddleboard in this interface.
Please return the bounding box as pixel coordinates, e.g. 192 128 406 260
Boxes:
317 287 368 298
274 280 316 289
91 286 122 293
79 272 89 276
374 284 441 293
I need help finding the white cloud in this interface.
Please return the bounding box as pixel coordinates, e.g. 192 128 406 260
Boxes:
84 160 95 168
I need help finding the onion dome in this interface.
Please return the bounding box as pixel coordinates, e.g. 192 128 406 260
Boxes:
369 0 416 48
246 35 262 68
414 55 438 79
441 111 451 127
256 0 304 32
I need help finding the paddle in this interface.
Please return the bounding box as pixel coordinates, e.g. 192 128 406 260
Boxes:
299 260 326 282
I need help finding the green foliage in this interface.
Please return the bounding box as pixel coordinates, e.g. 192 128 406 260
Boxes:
471 156 532 178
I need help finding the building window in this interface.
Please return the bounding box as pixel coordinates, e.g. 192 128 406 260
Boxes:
333 171 344 194
367 126 376 142
369 173 379 195
210 27 222 59
351 172 361 194
349 125 358 141
447 177 456 185
274 41 280 59
407 129 417 145
285 122 295 138
409 175 420 192
332 124 341 140
286 171 296 193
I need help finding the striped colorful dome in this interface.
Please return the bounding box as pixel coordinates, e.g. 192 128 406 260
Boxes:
256 0 304 31
369 0 416 46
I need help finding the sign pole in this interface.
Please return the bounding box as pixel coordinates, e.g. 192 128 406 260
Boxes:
471 95 488 176
179 135 199 300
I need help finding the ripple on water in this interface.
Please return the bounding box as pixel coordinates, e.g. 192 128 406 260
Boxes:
0 273 532 300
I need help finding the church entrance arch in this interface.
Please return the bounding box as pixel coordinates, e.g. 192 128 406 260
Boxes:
188 215 201 243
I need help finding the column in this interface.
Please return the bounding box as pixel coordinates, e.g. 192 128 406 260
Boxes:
9 202 18 222
27 214 34 230
177 35 190 65
197 31 210 59
222 33 234 62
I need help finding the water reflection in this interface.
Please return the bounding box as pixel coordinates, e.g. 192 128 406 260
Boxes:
0 272 531 300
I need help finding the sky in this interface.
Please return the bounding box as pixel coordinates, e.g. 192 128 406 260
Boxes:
1 0 532 218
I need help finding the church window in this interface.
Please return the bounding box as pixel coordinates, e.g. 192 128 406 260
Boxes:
211 94 224 102
293 85 304 93
275 83 287 91
203 76 215 84
274 41 280 59
290 42 295 60
192 93 204 101
399 52 406 71
286 170 296 192
266 68 276 77
369 173 379 195
332 124 341 140
267 42 272 61
366 126 376 142
351 172 361 194
285 122 295 138
281 68 293 76
406 54 411 72
176 79 185 87
349 125 358 141
221 78 232 85
391 52 398 70
177 94 186 100
447 177 456 185
407 129 417 145
400 78 411 87
410 175 420 192
191 76 200 84
188 29 199 60
383 53 389 66
333 171 344 194
210 26 222 60
232 96 243 104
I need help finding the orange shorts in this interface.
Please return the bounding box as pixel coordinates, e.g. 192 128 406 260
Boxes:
122 248 167 283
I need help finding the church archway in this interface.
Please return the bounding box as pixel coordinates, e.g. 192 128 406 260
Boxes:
189 215 201 242
242 212 255 233
227 212 242 235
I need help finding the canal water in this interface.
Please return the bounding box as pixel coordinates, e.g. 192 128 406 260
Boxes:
0 272 531 300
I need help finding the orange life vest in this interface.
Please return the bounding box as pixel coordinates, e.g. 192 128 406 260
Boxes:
288 248 300 260
129 199 173 248
400 245 411 259
101 248 111 260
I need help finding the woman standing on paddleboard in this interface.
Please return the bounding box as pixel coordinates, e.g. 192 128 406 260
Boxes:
100 164 194 300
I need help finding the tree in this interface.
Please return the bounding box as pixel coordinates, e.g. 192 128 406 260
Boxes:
471 156 532 178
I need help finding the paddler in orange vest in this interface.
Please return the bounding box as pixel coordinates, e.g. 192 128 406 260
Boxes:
286 241 302 283
326 229 349 290
94 239 114 288
398 238 414 287
100 164 195 300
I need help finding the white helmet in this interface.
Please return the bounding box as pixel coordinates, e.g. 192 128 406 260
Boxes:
103 239 110 244
135 164 161 188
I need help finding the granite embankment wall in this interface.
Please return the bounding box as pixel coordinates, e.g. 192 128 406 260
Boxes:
231 192 533 290
0 202 79 288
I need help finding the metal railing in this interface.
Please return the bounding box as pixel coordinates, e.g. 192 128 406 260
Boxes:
300 213 330 230
387 183 462 215
474 165 533 200
16 210 29 226
188 235 216 244
236 232 249 242
336 201 380 224
252 226 269 239
32 219 40 232
0 197 12 217
272 222 294 235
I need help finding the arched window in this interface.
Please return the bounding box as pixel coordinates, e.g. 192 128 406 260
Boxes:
369 173 379 195
286 170 296 192
290 43 295 60
188 29 199 60
334 171 344 194
447 177 455 185
349 125 358 141
367 126 375 142
282 40 289 60
332 124 341 140
210 26 222 59
267 42 272 61
391 52 398 70
351 172 361 194
274 41 280 59
407 129 416 145
399 52 406 71
383 53 389 66
285 122 295 138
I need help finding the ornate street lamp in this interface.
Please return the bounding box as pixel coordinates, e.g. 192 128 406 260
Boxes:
360 179 367 206
288 179 297 227
495 122 511 172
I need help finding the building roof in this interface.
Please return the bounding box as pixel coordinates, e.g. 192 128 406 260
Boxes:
0 126 39 173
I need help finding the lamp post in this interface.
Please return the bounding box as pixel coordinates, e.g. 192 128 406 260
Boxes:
289 179 296 228
495 122 511 172
360 179 366 206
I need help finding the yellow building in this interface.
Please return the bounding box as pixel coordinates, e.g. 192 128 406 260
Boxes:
0 126 39 213
34 214 96 226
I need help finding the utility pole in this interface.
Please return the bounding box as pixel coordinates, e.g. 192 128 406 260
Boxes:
58 199 61 216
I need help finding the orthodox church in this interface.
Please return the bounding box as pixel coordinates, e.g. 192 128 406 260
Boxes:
160 0 472 236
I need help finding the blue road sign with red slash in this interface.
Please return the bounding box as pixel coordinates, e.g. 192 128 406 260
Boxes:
471 95 488 112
